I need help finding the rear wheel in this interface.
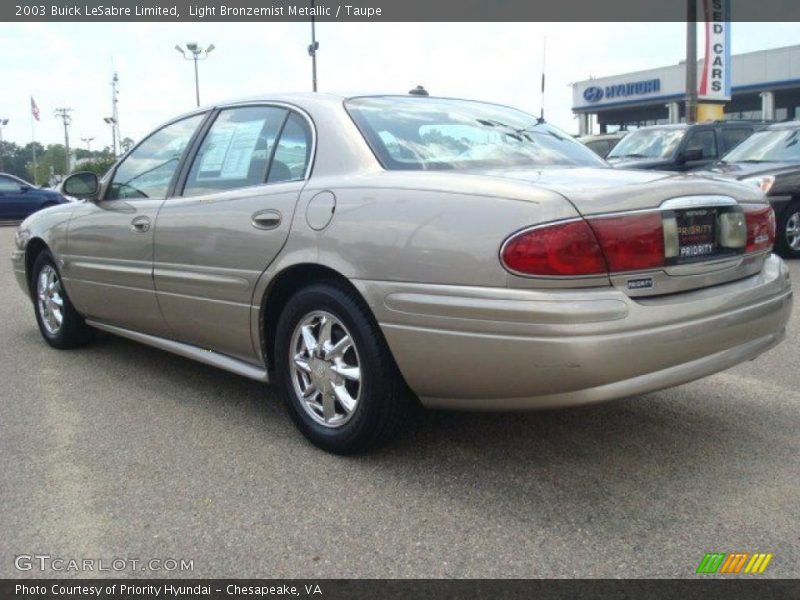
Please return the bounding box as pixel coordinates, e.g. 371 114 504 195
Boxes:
776 201 800 259
274 282 409 454
31 251 95 349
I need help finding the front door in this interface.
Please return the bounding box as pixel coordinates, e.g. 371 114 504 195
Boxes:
153 105 313 360
63 113 207 336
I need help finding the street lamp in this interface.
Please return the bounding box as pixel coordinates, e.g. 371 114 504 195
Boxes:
0 118 8 143
81 136 95 152
175 42 215 107
104 117 118 156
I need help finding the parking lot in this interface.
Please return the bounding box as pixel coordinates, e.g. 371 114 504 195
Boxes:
0 223 798 579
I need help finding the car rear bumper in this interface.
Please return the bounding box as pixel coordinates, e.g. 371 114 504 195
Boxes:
354 253 793 410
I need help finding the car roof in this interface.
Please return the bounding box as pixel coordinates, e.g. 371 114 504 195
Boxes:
766 120 800 130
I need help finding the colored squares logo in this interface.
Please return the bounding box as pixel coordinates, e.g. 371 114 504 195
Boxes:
697 552 773 574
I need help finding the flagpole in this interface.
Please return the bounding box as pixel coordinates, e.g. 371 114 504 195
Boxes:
30 96 38 185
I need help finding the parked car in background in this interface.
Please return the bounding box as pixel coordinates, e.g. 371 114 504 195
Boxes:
578 132 627 158
11 94 791 453
0 173 69 221
607 122 762 171
698 121 800 258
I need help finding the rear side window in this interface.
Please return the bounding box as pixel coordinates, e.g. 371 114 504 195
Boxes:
183 106 288 197
721 128 752 152
268 113 312 183
685 130 717 159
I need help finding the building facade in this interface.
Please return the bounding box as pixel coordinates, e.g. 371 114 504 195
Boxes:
572 44 800 134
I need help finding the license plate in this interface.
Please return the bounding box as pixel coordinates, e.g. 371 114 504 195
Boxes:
675 208 717 262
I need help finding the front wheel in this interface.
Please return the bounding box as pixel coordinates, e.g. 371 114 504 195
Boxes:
776 201 800 259
31 250 95 349
274 282 410 454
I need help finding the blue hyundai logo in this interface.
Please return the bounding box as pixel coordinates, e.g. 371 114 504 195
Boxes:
583 86 604 103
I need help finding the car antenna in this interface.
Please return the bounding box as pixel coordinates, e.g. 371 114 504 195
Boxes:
409 85 429 96
538 36 547 122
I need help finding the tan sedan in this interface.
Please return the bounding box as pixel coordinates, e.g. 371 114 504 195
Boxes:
11 94 793 453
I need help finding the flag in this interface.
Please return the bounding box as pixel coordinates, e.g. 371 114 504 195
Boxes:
30 97 40 121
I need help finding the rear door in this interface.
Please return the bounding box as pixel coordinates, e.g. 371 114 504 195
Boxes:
152 104 314 361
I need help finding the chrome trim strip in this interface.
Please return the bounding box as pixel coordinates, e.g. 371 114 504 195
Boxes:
86 320 269 383
660 195 738 210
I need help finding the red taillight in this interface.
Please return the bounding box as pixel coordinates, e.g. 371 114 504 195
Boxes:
587 213 665 272
743 205 775 253
501 220 607 276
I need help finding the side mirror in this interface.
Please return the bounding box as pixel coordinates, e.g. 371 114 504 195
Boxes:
63 171 99 200
19 184 32 193
680 147 704 163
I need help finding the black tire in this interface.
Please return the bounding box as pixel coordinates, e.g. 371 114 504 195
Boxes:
775 200 800 259
274 281 410 454
31 250 95 349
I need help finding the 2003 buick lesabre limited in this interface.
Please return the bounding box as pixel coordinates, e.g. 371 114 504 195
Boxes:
11 94 793 453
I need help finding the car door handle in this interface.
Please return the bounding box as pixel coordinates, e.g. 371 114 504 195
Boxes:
131 216 151 233
251 209 282 230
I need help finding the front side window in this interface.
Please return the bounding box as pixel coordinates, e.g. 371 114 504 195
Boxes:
685 130 717 159
183 106 288 196
723 128 800 163
721 128 752 152
106 114 205 200
608 128 686 160
346 96 604 171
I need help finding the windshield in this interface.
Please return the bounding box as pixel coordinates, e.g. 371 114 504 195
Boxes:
607 128 685 160
345 97 606 171
722 128 800 163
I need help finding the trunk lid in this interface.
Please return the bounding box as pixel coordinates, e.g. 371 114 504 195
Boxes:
482 166 772 297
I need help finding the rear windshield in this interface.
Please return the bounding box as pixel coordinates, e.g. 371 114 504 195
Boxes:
345 97 605 171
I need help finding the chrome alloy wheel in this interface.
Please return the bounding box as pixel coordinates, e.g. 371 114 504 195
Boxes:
289 310 362 428
786 211 800 251
37 264 64 335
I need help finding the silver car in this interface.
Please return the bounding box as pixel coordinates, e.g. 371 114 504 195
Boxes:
11 94 793 453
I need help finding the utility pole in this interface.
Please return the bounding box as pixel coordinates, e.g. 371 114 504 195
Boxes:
110 72 121 155
81 136 94 152
103 117 118 156
54 108 73 174
175 43 215 107
308 0 319 92
685 0 698 124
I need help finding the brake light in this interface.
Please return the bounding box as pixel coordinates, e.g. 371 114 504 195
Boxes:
743 205 775 253
501 220 607 276
587 213 665 272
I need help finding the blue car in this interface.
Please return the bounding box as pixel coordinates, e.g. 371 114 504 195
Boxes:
0 173 69 220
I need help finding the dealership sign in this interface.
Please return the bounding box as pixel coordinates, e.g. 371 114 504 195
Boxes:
582 79 661 104
698 0 731 101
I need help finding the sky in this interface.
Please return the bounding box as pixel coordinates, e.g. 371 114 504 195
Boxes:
1 21 799 148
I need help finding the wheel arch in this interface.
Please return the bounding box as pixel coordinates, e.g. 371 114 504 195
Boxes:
258 263 379 375
24 237 50 296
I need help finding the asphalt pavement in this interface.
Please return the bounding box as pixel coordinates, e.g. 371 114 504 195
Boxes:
0 224 798 578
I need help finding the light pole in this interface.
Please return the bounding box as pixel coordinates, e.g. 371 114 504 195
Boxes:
81 136 95 152
104 117 118 156
308 0 319 92
0 118 8 171
685 0 698 124
175 42 215 106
